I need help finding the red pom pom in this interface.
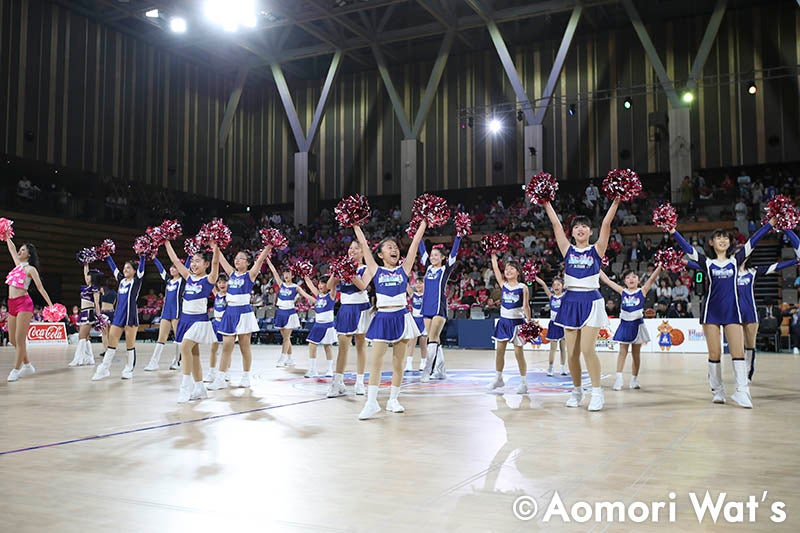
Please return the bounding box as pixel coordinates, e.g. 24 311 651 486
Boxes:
290 259 314 279
761 194 800 230
406 217 423 239
412 194 450 228
654 247 685 273
518 322 543 344
198 218 232 250
95 239 116 259
0 217 15 241
602 169 642 201
133 235 157 260
454 212 473 237
522 259 541 282
601 255 611 270
525 172 559 205
335 194 371 227
183 236 202 256
93 313 110 332
159 219 183 242
329 256 358 283
42 303 67 322
652 202 678 232
260 228 289 250
481 233 509 254
76 247 98 265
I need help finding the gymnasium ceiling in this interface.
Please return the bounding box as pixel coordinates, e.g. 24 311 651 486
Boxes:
51 0 787 83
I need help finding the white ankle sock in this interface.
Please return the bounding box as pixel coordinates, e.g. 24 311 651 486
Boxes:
592 387 603 395
519 375 527 384
496 371 503 379
390 385 400 400
356 374 365 385
367 385 379 403
334 373 344 384
181 374 193 387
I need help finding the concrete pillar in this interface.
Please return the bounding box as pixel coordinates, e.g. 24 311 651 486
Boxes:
294 151 317 227
401 139 423 221
524 125 544 177
668 108 692 204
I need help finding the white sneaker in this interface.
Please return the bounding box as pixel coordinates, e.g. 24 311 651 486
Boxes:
794 347 799 355
712 390 726 404
629 377 641 389
431 368 447 380
730 391 753 409
358 401 381 420
169 358 180 370
275 354 287 367
144 356 160 372
68 353 83 367
91 365 110 381
404 362 413 372
354 381 366 396
190 382 208 400
326 381 347 398
81 353 95 366
177 385 192 403
386 399 405 413
239 374 251 388
420 371 431 383
284 355 296 367
304 368 318 378
566 388 584 407
19 363 35 376
7 368 20 382
613 375 624 391
547 365 553 377
203 368 217 383
121 368 133 380
560 366 567 376
225 372 231 381
588 389 605 411
207 374 228 390
487 375 505 393
516 382 528 395
324 366 334 377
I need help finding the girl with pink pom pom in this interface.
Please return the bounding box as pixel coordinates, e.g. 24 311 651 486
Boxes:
4 237 54 382
265 257 314 369
301 274 338 378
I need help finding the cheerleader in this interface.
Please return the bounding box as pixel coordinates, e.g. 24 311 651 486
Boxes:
4 239 54 382
326 240 373 397
209 247 271 389
486 254 532 394
599 267 661 391
163 240 220 403
91 252 146 381
405 277 428 373
534 276 567 376
205 275 228 386
302 275 337 378
544 198 620 411
671 218 775 408
418 237 461 381
266 257 310 368
99 280 116 356
354 220 426 420
68 264 102 366
143 256 190 371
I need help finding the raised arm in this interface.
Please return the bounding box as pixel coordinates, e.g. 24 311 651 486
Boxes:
304 276 319 297
164 241 191 279
105 256 122 281
533 276 552 298
153 257 167 281
403 219 428 275
543 202 570 257
136 256 146 279
786 229 800 258
353 225 378 276
83 263 91 285
249 245 272 281
265 256 282 285
491 254 505 285
755 259 799 278
447 236 462 267
418 240 429 267
93 289 101 315
671 229 704 263
599 270 625 295
208 244 220 285
735 218 776 262
595 198 621 257
641 265 663 295
28 268 53 308
296 284 315 303
522 284 531 321
218 252 235 276
5 238 21 266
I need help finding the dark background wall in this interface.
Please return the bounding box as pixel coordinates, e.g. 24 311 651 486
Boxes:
2 0 798 206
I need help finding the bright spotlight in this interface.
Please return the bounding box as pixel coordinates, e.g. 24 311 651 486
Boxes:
170 17 187 33
204 0 257 32
747 81 757 95
623 98 632 109
488 118 502 134
681 91 694 104
145 9 160 18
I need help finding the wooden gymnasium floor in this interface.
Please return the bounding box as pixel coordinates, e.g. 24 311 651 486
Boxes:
1 342 799 532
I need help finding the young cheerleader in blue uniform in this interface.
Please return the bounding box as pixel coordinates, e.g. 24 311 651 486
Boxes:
671 218 775 408
144 256 190 371
266 258 312 369
418 237 461 381
205 274 228 386
405 277 428 373
302 275 337 378
68 264 102 367
486 254 531 394
600 267 661 391
534 276 567 376
92 252 146 381
353 219 427 420
544 198 620 411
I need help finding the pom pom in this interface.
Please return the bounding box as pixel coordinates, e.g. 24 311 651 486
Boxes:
93 313 110 332
290 259 314 279
406 217 423 239
198 218 232 250
654 247 685 273
601 255 611 270
42 303 67 322
524 172 559 205
412 194 450 228
761 194 800 230
454 212 473 237
329 256 358 283
95 239 116 259
517 322 543 344
76 247 98 265
335 194 371 227
159 219 183 242
652 202 678 232
183 236 202 257
602 168 642 201
0 217 14 241
481 233 509 255
133 235 157 260
522 259 541 282
260 228 289 250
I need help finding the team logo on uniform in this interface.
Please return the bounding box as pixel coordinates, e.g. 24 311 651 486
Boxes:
621 294 642 308
568 254 595 269
711 265 734 278
378 272 404 286
185 283 204 296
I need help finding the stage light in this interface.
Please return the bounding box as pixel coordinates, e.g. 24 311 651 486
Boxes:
204 0 257 32
747 81 757 95
145 9 159 18
681 91 694 104
170 17 187 33
488 118 502 134
623 98 632 109
568 104 576 116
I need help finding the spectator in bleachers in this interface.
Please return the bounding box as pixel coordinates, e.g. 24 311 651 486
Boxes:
656 277 673 303
672 279 689 303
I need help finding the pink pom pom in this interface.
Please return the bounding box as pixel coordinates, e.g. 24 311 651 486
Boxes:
406 217 423 239
329 256 358 283
184 236 202 257
296 298 312 313
522 259 541 282
654 247 685 273
652 202 678 232
601 255 611 270
524 172 559 205
93 313 110 332
42 303 67 322
481 233 509 254
518 322 543 344
761 194 800 230
198 218 232 250
259 228 289 250
412 194 450 228
76 247 98 265
159 219 183 242
95 239 116 259
454 212 473 237
133 235 157 260
335 194 371 227
0 217 14 241
602 169 642 201
290 259 314 279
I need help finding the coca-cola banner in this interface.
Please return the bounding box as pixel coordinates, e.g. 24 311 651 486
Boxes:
27 322 68 345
